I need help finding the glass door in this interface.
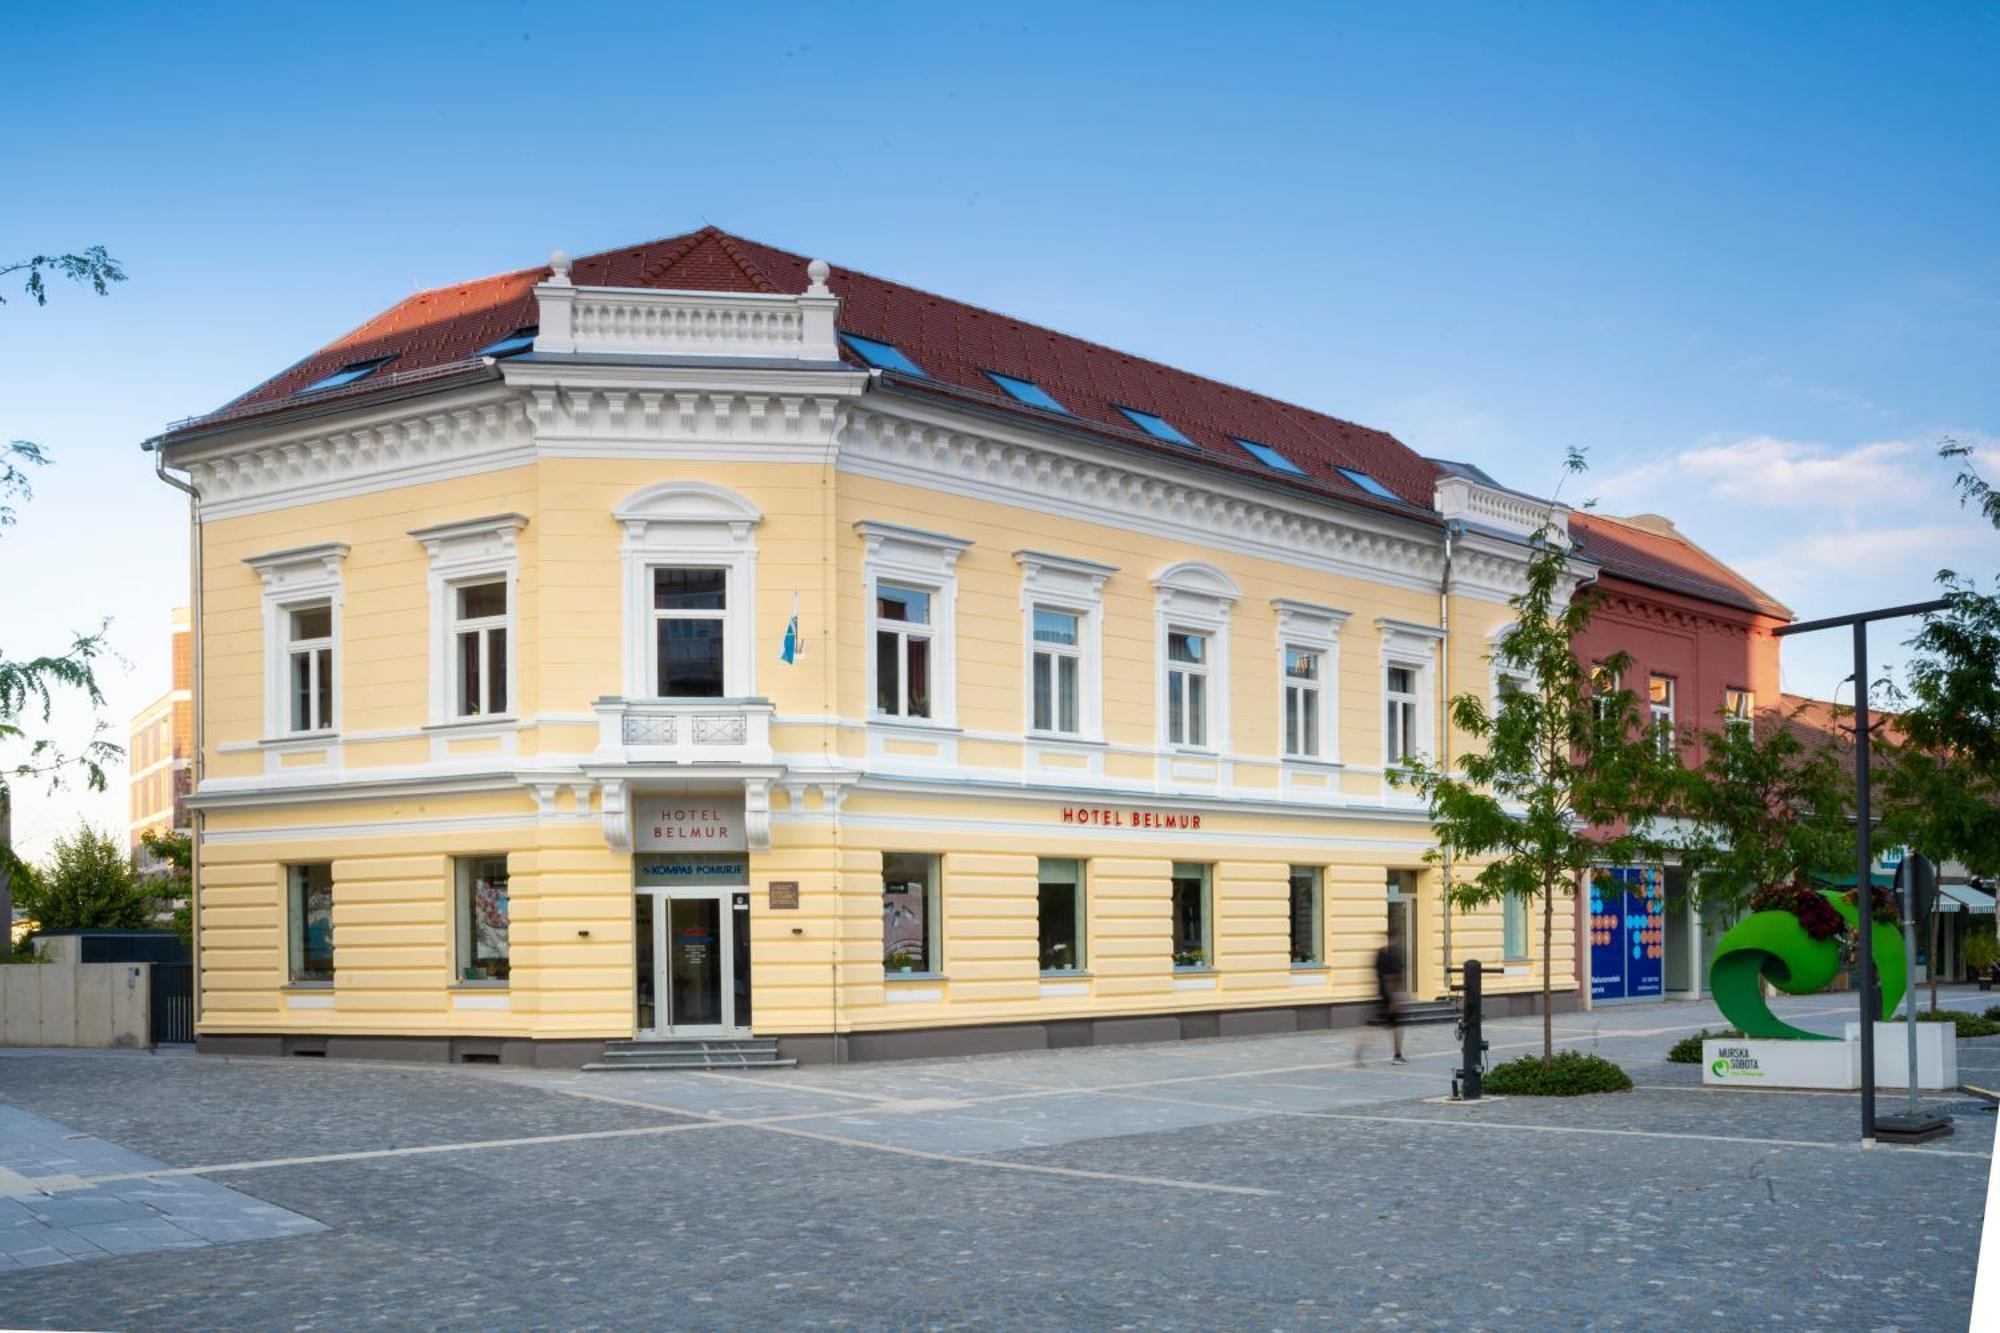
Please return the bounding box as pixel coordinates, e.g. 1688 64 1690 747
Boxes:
634 887 751 1037
1386 872 1417 999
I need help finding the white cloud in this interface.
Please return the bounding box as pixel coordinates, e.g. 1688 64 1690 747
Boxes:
1595 434 1939 512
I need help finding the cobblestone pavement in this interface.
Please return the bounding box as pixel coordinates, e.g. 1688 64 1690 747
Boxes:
0 992 1990 1329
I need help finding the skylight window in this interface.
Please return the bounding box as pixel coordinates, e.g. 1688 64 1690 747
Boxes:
1232 437 1307 476
1336 467 1401 501
840 333 926 376
984 371 1068 414
297 355 396 395
477 327 538 359
1115 406 1195 446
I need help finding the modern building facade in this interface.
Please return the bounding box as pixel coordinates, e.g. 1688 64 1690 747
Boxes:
1566 510 1792 1004
151 228 1579 1065
128 605 194 868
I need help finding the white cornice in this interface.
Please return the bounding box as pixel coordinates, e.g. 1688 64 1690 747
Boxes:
836 401 1460 598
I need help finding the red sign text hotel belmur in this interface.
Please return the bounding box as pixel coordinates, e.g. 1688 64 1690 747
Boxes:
1060 806 1203 830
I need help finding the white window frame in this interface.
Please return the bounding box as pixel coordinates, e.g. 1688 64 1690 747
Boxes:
1153 562 1239 754
1165 627 1212 749
1289 865 1325 966
882 851 943 976
1375 618 1443 781
1723 688 1755 736
411 513 526 725
1037 857 1087 974
615 483 760 700
1649 674 1676 752
1015 550 1115 742
1274 599 1347 763
859 521 971 729
1503 891 1529 961
246 542 349 740
1171 861 1213 969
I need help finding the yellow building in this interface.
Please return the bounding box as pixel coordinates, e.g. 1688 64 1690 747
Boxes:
147 228 1576 1065
128 604 194 866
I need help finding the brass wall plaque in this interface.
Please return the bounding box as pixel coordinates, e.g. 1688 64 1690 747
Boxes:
768 881 800 910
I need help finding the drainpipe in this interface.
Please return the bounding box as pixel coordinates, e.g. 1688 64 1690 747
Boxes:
1438 519 1459 983
151 446 202 1028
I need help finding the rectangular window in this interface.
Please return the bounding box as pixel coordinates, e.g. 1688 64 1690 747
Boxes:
452 581 509 718
1038 858 1085 973
1649 674 1675 752
1031 607 1082 735
1724 688 1754 735
1385 665 1418 763
287 604 334 733
287 863 334 983
1289 866 1323 964
1167 630 1209 747
652 568 727 697
1504 891 1528 961
1284 646 1321 758
455 855 510 982
1590 664 1619 722
881 852 940 974
874 584 933 719
1171 862 1211 968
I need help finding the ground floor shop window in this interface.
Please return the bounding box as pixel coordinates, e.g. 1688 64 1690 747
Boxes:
1038 858 1085 972
456 855 510 982
882 853 940 974
1289 866 1323 964
1504 891 1528 961
287 863 333 983
1172 862 1211 968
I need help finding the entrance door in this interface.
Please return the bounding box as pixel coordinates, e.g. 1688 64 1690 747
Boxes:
636 888 751 1037
1386 872 1417 998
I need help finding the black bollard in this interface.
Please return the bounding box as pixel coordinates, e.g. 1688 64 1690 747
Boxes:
1456 959 1488 1100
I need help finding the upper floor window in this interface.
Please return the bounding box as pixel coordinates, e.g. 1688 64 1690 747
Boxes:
248 541 348 740
1648 674 1676 751
1724 688 1755 735
287 605 334 734
654 568 728 698
1166 630 1210 747
1590 663 1619 722
859 522 970 728
452 582 509 718
874 584 933 719
1385 665 1419 764
1032 608 1082 735
1283 646 1322 758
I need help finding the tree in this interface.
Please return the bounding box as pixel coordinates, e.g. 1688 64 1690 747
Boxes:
14 823 160 931
1395 457 1685 1062
0 242 127 919
140 826 193 946
1878 440 2000 877
1672 704 1857 921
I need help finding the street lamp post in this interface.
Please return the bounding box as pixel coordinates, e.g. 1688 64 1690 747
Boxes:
1773 598 1948 1146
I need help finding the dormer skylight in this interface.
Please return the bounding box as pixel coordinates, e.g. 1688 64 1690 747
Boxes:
985 371 1068 413
840 333 926 376
1336 467 1401 501
1232 437 1306 476
477 327 538 359
297 355 396 395
1115 406 1195 446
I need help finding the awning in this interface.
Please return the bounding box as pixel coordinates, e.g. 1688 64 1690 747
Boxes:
1940 884 1996 915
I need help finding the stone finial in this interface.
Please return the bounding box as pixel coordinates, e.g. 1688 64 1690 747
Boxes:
805 258 831 295
548 250 573 286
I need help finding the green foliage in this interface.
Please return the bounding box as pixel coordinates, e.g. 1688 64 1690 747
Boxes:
1672 706 1856 919
1484 1049 1634 1095
1915 1009 2000 1039
140 828 194 947
14 824 159 930
1963 928 2000 974
0 246 125 306
1394 454 1683 1060
1983 1005 2000 1024
1667 1028 1742 1063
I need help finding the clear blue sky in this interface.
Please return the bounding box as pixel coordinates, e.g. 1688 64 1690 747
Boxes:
3 1 1995 852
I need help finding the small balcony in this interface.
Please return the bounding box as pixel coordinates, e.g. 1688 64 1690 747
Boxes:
593 697 775 767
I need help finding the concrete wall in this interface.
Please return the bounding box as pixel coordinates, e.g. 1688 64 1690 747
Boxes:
0 937 152 1048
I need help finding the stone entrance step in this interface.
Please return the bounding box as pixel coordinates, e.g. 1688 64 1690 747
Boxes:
584 1037 796 1072
1392 999 1463 1027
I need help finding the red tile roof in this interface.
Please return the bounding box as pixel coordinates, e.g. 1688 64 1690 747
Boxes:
192 227 1440 516
1570 510 1792 621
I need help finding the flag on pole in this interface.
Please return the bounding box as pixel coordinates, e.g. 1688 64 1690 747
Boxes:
780 593 800 664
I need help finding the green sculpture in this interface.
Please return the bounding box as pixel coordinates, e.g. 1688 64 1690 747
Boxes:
1708 888 1903 1040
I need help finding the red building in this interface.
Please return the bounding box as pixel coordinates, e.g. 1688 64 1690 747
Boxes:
1566 510 1793 1004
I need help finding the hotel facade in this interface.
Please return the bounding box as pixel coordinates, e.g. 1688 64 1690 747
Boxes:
151 228 1579 1065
